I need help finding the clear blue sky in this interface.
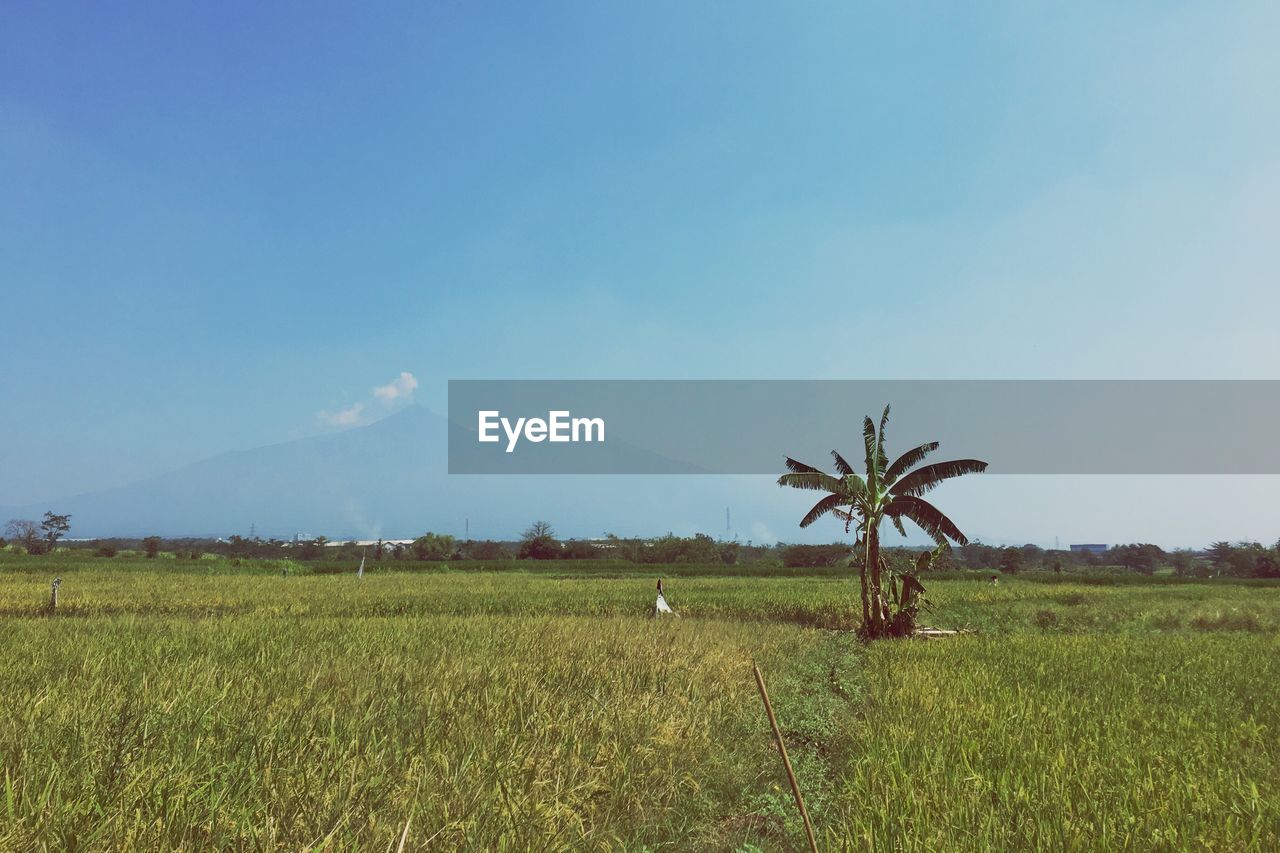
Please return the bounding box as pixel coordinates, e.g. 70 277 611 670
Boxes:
2 2 1279 543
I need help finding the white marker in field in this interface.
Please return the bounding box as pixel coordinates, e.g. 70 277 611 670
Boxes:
357 553 365 579
654 578 678 617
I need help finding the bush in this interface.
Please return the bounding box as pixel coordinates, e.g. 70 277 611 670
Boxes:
95 544 118 558
518 521 562 560
781 544 851 568
1032 609 1059 630
518 537 563 560
412 533 457 561
562 539 600 560
464 540 511 561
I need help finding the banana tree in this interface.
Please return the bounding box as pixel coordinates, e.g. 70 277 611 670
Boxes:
778 405 986 638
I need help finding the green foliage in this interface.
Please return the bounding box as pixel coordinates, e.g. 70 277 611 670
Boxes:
781 544 850 568
1206 540 1280 578
1109 542 1165 575
461 539 511 561
518 520 562 560
40 511 72 553
561 538 600 559
779 405 987 637
410 532 456 561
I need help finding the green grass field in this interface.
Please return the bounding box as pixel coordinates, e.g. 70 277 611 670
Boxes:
1 558 1277 850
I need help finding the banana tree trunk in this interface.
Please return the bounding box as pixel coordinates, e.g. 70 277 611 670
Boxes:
857 545 870 627
864 523 885 636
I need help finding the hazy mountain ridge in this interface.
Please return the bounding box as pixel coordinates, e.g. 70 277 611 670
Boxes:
0 406 762 541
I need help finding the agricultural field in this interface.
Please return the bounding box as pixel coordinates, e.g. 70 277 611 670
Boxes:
1 557 1277 850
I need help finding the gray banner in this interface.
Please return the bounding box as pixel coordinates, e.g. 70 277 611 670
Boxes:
447 380 1280 474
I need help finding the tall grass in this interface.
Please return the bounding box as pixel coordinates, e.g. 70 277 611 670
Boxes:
830 635 1280 850
0 564 1276 849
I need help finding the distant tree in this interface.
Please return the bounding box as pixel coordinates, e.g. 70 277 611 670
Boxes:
142 536 162 559
561 539 600 559
718 540 740 565
411 532 456 561
518 521 562 560
682 533 721 563
1254 553 1280 579
1207 541 1234 575
40 512 71 553
1168 549 1196 576
465 540 511 561
524 521 554 540
4 519 41 553
297 537 328 560
95 543 118 558
929 546 956 572
1208 541 1269 577
648 533 721 564
959 541 999 570
1110 543 1164 575
999 547 1022 574
780 544 851 568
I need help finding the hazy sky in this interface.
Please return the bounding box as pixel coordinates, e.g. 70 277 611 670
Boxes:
2 3 1279 545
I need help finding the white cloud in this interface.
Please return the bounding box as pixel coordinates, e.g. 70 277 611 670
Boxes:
318 371 417 429
373 371 419 404
318 403 365 427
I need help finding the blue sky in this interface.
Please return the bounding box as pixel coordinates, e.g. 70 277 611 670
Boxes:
2 2 1279 544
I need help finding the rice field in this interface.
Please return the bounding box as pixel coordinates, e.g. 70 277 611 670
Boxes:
0 561 1277 850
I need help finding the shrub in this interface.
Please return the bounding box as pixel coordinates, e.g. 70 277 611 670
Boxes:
464 540 511 561
1032 609 1059 630
412 533 457 561
781 544 851 568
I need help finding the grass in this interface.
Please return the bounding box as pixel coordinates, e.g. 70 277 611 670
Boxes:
0 559 1277 849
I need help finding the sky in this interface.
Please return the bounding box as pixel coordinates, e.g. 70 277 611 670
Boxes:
2 2 1279 545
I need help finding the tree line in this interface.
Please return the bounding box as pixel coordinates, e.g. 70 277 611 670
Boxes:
5 512 1280 578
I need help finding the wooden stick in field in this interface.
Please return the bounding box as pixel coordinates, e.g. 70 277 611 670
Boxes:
752 662 818 853
49 577 61 611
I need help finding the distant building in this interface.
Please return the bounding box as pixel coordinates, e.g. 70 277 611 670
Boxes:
1070 543 1108 554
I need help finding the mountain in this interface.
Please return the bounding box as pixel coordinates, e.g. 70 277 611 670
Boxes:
0 406 773 540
